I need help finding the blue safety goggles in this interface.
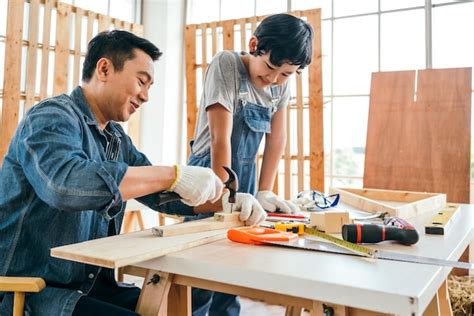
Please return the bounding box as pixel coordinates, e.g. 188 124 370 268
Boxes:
296 190 340 210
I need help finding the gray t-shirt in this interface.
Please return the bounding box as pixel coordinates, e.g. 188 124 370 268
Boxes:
191 50 291 156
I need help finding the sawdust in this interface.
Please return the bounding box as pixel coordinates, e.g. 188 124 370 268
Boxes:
448 275 473 316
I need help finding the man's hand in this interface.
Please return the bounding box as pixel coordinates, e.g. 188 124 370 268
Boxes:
221 191 267 226
256 191 300 214
170 165 224 206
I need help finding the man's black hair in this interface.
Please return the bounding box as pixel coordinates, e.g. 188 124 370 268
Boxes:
253 14 313 69
82 30 162 82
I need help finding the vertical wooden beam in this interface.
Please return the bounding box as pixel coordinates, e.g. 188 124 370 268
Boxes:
72 8 83 88
98 15 111 32
86 10 95 44
0 0 25 164
25 0 40 112
200 23 207 80
222 20 234 50
239 19 246 51
210 22 217 56
306 9 324 192
185 25 197 150
136 271 173 316
167 283 191 316
131 23 144 36
284 106 291 199
39 0 52 100
296 75 304 192
53 2 71 95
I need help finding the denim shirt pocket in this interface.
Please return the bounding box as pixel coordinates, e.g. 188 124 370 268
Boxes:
236 104 272 161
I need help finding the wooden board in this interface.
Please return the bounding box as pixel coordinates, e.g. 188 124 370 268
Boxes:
329 187 446 219
152 216 242 237
51 229 227 269
364 68 472 203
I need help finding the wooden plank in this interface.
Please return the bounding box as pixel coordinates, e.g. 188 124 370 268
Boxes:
364 68 472 203
51 228 228 269
72 7 83 87
296 74 304 192
222 20 234 50
0 0 25 164
86 10 95 43
329 187 446 219
98 14 111 32
210 22 217 56
213 212 241 222
239 19 246 51
250 16 257 33
24 0 40 112
0 277 46 292
39 0 52 100
167 283 191 316
132 23 144 36
53 2 71 95
152 217 242 237
185 25 197 149
200 23 207 80
136 270 172 316
284 106 291 199
306 9 324 192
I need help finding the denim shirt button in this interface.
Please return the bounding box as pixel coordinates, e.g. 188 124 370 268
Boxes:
77 290 83 294
88 273 94 279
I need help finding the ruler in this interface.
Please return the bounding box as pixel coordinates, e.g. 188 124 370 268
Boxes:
425 203 459 235
267 226 473 270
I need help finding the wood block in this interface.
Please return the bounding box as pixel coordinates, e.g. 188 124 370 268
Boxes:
214 212 241 222
310 211 350 233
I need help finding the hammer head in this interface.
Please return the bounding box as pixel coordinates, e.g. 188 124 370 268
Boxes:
222 166 238 203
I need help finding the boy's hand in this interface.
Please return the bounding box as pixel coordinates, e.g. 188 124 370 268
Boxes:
222 191 267 226
256 191 300 214
171 165 224 206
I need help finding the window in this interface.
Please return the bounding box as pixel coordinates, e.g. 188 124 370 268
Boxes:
186 1 474 195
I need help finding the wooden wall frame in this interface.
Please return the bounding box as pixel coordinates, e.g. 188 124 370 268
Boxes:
0 0 144 165
184 9 324 199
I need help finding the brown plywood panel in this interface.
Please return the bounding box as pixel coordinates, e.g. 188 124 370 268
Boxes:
364 68 471 203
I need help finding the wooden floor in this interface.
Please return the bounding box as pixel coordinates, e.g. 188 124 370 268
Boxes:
123 275 309 315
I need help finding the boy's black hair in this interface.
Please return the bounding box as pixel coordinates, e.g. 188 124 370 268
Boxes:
82 30 162 82
253 14 313 69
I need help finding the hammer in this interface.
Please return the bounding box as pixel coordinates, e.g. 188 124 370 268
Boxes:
155 166 239 208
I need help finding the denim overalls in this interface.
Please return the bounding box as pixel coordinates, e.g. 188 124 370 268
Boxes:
187 52 281 316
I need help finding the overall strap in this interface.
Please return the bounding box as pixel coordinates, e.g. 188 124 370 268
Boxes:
233 52 251 106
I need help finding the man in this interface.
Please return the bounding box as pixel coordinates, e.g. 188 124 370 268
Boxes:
0 30 227 316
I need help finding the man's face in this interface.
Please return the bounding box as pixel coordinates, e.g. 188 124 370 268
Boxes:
247 52 300 89
101 49 154 123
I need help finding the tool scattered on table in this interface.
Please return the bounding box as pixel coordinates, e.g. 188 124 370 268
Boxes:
228 225 474 270
425 203 460 235
293 190 340 211
310 210 351 233
342 223 419 245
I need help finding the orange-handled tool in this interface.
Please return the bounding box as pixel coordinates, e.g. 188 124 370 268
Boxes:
227 227 297 245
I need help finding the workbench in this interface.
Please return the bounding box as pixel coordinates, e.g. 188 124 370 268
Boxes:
51 205 473 316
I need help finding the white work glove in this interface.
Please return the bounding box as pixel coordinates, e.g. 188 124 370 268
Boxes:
256 190 300 214
221 191 267 226
170 165 224 206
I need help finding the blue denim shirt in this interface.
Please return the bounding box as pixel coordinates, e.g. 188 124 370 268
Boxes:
0 86 193 315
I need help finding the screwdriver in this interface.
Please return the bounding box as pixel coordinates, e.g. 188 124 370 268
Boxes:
342 223 419 245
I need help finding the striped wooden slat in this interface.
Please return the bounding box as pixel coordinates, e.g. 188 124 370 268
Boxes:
210 22 217 56
185 25 197 155
53 2 71 95
123 22 132 32
86 10 95 43
306 9 324 192
239 19 246 51
72 8 83 87
284 106 291 199
296 75 304 192
39 0 52 100
131 24 144 36
222 20 234 50
200 23 207 79
25 0 40 112
0 0 24 162
250 16 257 33
98 15 111 32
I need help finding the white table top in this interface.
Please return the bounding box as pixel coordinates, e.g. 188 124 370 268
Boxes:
134 204 473 315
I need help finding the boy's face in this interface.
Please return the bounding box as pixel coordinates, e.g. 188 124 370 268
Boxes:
99 49 154 124
247 52 300 89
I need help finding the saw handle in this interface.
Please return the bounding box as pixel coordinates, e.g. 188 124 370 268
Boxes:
342 224 419 245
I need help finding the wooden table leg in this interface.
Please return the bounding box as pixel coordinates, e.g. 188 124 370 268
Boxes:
136 270 173 316
168 283 191 316
285 305 303 316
